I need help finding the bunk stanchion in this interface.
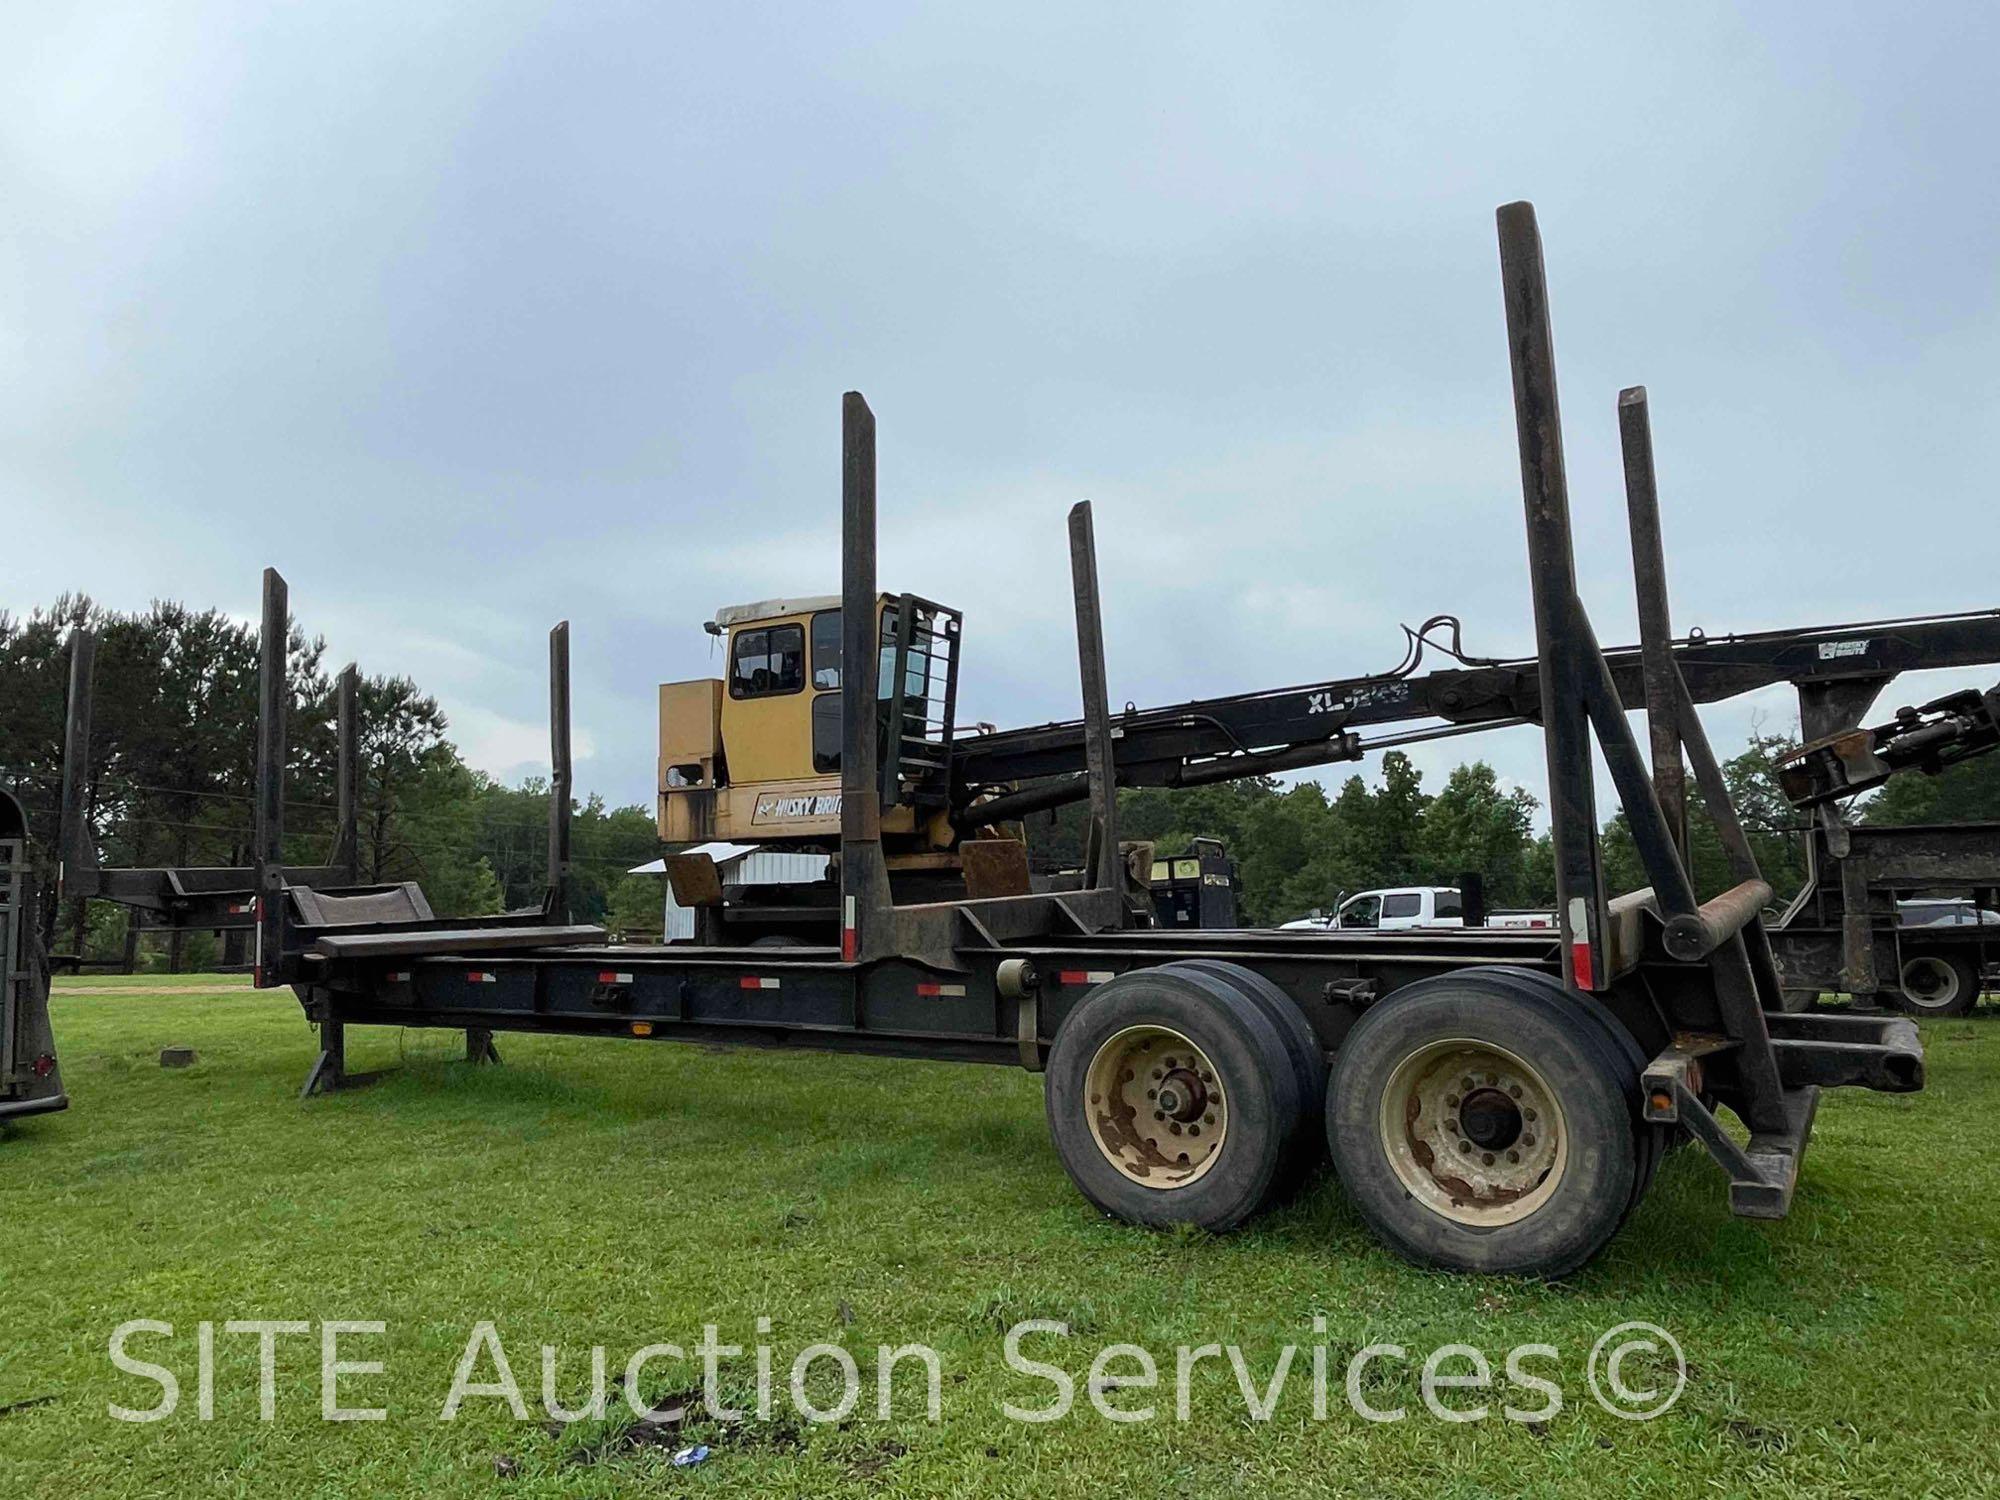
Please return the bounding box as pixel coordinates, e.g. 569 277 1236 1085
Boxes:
1067 501 1123 902
1496 200 1610 993
546 622 574 924
838 392 894 962
253 569 289 990
1618 383 1786 1044
334 663 361 884
51 629 98 955
1619 386 1689 859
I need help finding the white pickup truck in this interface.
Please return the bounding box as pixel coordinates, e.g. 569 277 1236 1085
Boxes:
1279 886 1555 932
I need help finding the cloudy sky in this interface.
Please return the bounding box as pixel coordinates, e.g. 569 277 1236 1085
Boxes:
6 5 1995 822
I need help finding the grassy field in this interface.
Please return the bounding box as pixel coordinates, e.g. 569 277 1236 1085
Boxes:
4 980 1997 1498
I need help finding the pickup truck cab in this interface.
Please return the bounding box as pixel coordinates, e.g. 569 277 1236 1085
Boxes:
1279 886 1555 932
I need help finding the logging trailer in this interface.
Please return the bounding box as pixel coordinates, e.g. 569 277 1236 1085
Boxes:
34 203 1941 1277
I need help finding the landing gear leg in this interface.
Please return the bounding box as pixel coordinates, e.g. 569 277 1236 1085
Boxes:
300 1019 346 1100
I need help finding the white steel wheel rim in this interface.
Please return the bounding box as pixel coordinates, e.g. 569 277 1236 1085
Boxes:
1379 1038 1568 1228
1900 956 1961 1011
1084 1024 1229 1188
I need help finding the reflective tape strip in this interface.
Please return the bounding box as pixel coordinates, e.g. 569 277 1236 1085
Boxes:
739 976 782 990
1566 896 1595 990
386 971 412 983
467 971 498 984
841 895 857 962
597 971 634 984
1569 941 1596 991
915 982 967 998
1056 970 1115 985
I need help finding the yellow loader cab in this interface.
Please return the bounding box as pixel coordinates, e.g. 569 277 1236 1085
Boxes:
658 593 964 858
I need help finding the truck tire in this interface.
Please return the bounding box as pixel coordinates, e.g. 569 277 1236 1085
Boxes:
1045 967 1301 1233
1325 971 1637 1278
1893 951 1982 1018
1158 960 1329 1192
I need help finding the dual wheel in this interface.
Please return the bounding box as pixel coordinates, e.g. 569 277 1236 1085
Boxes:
1045 964 1663 1277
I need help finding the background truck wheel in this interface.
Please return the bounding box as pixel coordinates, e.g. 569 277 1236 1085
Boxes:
1325 972 1637 1278
1159 959 1330 1193
1045 967 1301 1233
1894 951 1981 1018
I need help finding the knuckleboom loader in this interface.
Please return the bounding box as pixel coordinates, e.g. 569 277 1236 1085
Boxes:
658 592 965 855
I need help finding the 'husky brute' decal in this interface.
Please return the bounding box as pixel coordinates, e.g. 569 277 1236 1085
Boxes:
755 791 842 821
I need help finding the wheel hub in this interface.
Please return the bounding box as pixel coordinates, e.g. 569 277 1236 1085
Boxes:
1156 1068 1208 1121
1378 1040 1567 1227
1083 1025 1229 1188
1457 1086 1523 1151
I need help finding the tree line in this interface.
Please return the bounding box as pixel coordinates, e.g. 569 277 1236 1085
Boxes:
1042 724 2000 929
8 595 1998 965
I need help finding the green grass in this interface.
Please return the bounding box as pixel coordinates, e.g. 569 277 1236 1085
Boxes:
51 973 253 991
4 984 1998 1498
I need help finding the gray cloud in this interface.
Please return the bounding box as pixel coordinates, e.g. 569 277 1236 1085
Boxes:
6 4 1995 812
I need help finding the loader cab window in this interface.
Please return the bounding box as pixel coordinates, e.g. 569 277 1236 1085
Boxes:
811 611 842 690
810 608 892 693
729 624 805 699
812 693 843 773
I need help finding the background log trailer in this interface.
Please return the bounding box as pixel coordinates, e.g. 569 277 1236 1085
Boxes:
1773 687 2000 1016
1 788 65 1121
44 203 1927 1277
